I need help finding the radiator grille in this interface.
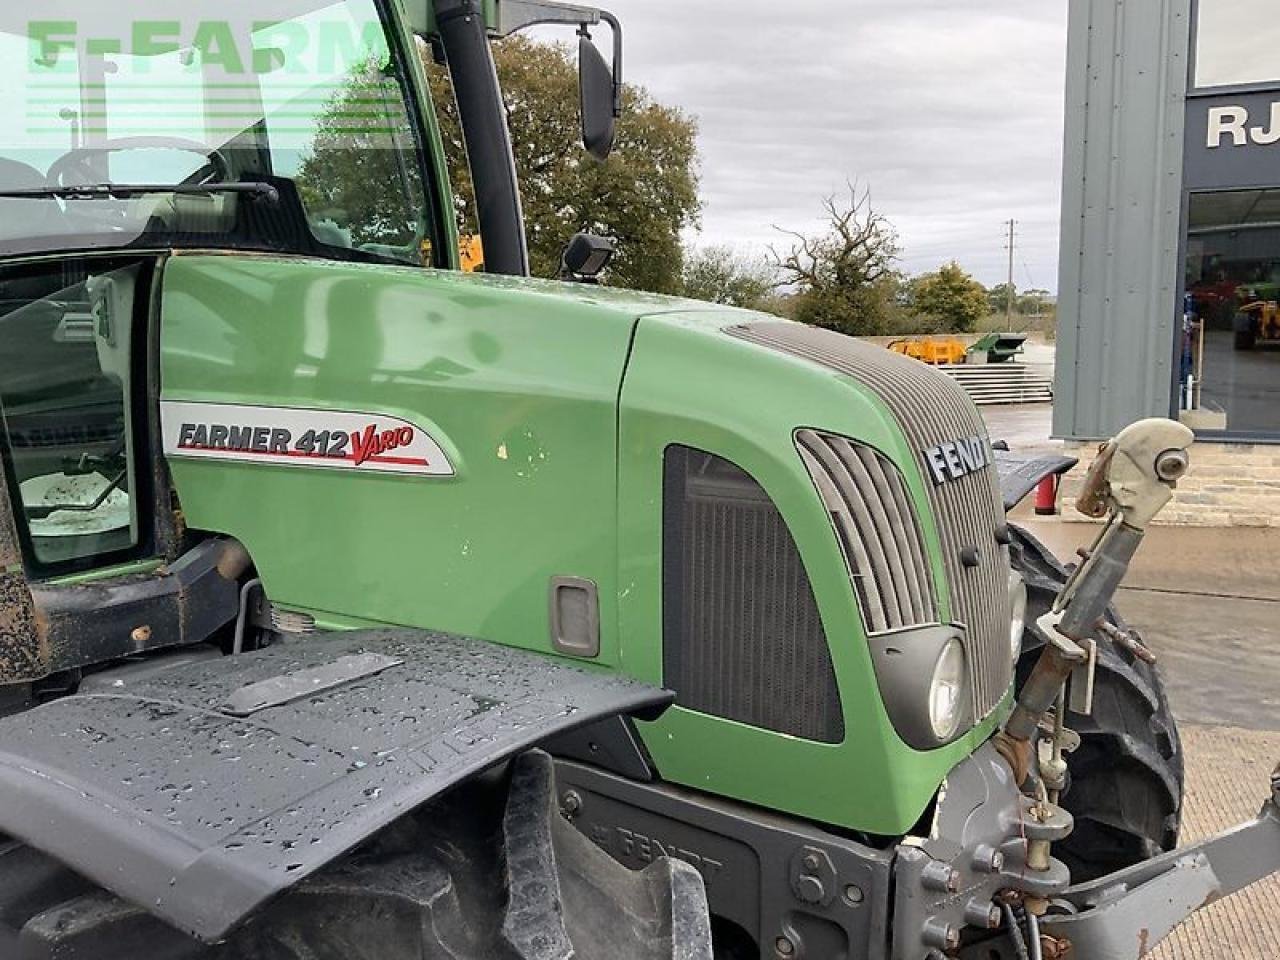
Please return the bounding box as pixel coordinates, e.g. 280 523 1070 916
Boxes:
796 430 937 634
729 323 1013 718
663 446 844 743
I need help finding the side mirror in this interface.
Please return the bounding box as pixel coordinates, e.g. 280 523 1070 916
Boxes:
485 2 625 161
579 33 616 161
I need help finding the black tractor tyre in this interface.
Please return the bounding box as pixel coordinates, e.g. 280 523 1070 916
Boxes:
1234 320 1257 350
1009 523 1184 882
0 751 712 960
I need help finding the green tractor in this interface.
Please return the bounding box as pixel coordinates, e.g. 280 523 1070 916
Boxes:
0 2 1277 959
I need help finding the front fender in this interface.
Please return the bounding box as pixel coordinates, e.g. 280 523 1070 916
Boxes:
993 449 1078 512
0 630 670 941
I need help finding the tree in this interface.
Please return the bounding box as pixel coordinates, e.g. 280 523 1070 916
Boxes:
296 60 431 253
681 245 778 309
913 262 990 333
427 37 701 293
771 184 903 335
987 282 1016 317
1018 288 1050 315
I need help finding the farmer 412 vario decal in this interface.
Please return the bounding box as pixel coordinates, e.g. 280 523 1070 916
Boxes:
161 402 454 477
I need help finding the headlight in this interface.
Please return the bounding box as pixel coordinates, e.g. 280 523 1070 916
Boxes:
928 638 966 741
868 624 972 749
1008 570 1028 664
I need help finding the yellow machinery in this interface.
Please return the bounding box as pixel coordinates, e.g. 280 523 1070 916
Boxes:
1235 298 1280 350
887 336 967 365
459 235 486 273
420 235 486 272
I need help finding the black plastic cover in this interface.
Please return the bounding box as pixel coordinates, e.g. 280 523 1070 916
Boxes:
0 630 671 942
993 450 1079 512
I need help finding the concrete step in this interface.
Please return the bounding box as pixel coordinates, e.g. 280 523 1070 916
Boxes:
939 363 1054 405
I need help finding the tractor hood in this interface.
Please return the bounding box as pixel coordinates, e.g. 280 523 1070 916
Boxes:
154 253 1011 838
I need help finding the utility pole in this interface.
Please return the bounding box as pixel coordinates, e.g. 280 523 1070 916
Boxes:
1005 218 1016 329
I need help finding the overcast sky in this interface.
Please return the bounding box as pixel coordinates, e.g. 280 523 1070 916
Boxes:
600 1 1069 292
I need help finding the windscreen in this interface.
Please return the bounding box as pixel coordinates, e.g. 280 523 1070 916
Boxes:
0 2 439 264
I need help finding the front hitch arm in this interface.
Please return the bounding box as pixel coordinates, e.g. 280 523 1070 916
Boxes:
1039 767 1280 959
999 418 1194 750
985 418 1280 956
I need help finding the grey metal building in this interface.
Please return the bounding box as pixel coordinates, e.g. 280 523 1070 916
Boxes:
1056 0 1280 442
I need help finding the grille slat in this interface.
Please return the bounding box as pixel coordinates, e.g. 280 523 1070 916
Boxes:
797 429 938 634
798 444 891 632
802 437 900 630
858 445 931 623
830 438 918 625
733 324 1013 720
838 439 921 624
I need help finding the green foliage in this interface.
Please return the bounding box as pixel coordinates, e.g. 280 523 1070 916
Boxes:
427 37 701 293
680 245 778 309
985 282 1054 321
1018 288 1051 315
296 61 428 253
789 274 914 335
772 184 905 335
912 261 990 334
987 281 1015 316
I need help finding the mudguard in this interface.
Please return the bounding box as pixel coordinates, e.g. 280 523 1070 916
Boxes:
0 630 672 942
992 449 1079 512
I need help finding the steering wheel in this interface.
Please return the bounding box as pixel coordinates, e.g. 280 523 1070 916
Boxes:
46 137 233 189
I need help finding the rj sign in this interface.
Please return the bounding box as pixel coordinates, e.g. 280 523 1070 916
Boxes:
1185 92 1280 191
1206 103 1280 148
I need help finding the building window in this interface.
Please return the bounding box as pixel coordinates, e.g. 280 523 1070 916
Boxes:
1194 0 1280 89
1184 189 1280 434
662 445 844 743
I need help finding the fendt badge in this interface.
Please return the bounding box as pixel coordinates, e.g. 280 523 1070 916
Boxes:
924 436 989 485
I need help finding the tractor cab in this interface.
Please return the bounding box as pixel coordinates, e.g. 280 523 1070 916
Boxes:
0 0 613 584
0 3 444 588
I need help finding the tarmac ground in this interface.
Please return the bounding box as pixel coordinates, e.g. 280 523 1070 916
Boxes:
987 404 1280 960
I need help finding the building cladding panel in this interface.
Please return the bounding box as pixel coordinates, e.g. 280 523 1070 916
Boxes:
1055 0 1192 440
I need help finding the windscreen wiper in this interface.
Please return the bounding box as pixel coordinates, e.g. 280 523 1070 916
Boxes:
0 182 279 202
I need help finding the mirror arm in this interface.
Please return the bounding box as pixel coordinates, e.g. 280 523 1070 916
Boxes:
597 11 623 116
495 1 622 116
495 1 601 36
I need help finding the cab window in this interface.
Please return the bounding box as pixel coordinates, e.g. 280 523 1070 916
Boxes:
0 259 147 573
0 2 441 266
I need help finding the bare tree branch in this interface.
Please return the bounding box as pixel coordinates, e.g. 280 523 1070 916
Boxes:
769 180 898 296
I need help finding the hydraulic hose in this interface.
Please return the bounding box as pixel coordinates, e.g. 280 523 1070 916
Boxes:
1026 911 1043 960
1002 904 1031 960
232 577 263 656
